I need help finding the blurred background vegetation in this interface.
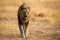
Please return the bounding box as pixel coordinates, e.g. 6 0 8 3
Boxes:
0 0 60 40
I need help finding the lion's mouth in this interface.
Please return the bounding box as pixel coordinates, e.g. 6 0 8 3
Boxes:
21 17 29 23
22 18 26 21
22 17 28 21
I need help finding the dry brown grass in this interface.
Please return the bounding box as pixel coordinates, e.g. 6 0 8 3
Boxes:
0 0 60 40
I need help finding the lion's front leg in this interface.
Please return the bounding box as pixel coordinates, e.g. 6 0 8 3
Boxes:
24 22 29 37
19 25 25 38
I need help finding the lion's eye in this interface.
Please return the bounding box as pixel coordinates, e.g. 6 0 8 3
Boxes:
23 9 27 12
21 8 26 10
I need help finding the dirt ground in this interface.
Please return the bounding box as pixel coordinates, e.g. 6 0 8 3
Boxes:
0 0 60 40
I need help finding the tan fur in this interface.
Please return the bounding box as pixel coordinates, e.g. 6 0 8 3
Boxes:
18 3 31 38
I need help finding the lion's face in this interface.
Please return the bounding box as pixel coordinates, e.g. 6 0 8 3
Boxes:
20 4 30 22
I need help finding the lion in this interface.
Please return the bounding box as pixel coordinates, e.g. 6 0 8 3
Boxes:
17 3 31 38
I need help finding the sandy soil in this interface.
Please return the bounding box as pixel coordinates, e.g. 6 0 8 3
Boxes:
0 0 60 40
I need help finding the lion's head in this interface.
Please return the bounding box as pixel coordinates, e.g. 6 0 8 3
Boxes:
19 3 30 22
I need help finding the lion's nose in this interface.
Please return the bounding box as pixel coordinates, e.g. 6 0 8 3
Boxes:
23 13 27 17
24 15 27 17
23 11 27 17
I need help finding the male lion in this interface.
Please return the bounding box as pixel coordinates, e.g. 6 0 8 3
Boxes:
17 3 30 38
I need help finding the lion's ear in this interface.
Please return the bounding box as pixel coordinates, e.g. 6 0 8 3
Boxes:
27 7 30 11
